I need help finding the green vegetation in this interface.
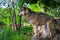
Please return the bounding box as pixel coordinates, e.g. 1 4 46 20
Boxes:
0 0 60 40
0 26 33 40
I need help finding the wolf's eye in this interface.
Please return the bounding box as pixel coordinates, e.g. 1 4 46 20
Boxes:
40 27 41 30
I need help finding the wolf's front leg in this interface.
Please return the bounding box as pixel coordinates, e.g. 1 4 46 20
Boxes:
32 25 38 40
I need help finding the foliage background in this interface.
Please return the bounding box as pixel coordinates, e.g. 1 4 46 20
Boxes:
0 0 60 40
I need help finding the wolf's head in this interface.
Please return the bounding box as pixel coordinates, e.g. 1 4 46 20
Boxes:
19 7 29 16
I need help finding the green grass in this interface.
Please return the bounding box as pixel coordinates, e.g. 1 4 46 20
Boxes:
0 26 33 40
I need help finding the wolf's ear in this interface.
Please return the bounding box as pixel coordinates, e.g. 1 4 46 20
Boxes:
22 7 28 13
22 7 27 10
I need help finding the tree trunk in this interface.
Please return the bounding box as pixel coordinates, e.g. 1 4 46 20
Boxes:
12 9 17 31
17 15 22 31
8 8 17 31
8 1 17 31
